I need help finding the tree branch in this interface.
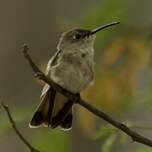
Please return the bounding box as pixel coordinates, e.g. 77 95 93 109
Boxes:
1 102 41 152
22 44 152 147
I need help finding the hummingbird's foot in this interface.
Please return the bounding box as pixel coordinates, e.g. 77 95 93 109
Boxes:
74 93 81 103
34 72 44 79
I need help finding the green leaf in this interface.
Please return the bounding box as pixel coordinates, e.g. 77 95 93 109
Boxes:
94 126 116 140
101 133 117 152
119 131 128 144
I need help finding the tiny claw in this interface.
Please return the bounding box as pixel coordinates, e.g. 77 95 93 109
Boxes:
74 93 81 103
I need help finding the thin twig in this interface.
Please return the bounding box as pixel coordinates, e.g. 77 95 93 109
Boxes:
78 99 152 146
1 102 41 152
22 44 152 147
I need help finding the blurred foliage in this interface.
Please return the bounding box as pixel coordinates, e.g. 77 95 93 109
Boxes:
33 129 69 152
94 126 116 140
101 133 117 152
94 125 127 152
0 105 33 135
94 122 152 152
148 79 152 110
135 147 152 152
0 105 69 152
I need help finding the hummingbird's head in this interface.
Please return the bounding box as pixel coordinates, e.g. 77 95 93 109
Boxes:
57 28 95 51
57 21 120 51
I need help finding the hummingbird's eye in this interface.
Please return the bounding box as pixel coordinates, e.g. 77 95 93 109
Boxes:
72 33 81 40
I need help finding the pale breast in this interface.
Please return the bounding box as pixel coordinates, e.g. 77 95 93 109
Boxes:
49 51 94 93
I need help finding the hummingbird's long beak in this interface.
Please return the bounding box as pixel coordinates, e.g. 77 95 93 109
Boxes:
90 21 120 35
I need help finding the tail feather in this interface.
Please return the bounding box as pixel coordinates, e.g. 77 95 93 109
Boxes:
29 87 73 130
29 88 56 127
47 89 56 126
60 110 73 130
51 100 74 128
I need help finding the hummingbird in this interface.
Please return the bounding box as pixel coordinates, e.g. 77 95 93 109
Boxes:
29 22 120 130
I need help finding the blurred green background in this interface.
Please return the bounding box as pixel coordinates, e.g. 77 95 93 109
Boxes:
0 0 152 151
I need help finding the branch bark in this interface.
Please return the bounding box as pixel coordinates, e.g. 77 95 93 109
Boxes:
22 44 152 147
1 102 41 152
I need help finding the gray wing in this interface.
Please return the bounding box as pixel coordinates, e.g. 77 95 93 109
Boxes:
41 49 62 97
46 49 62 75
